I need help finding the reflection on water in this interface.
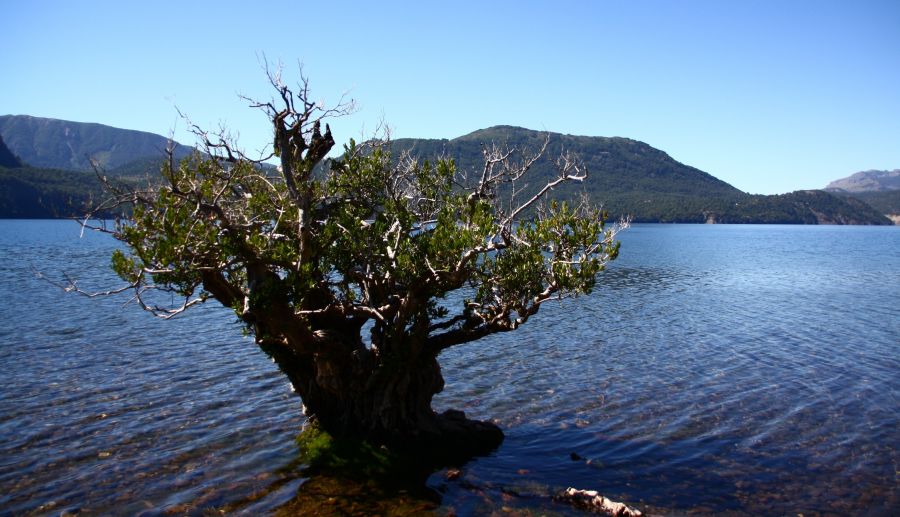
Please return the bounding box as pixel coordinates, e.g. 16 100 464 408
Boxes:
1 221 898 515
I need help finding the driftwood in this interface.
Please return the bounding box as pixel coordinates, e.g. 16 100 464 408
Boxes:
554 487 643 516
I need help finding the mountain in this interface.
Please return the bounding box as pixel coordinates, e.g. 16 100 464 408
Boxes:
720 190 890 225
394 126 742 214
839 190 900 215
825 169 900 193
392 126 889 224
824 169 900 224
0 165 110 218
0 135 22 168
0 115 194 218
0 118 890 224
0 115 191 172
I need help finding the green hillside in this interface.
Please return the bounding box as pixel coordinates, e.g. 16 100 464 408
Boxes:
0 119 890 224
824 169 900 223
392 126 889 225
0 115 191 172
837 190 900 216
0 128 151 218
0 165 106 218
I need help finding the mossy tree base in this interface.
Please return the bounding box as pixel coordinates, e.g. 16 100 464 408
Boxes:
295 412 503 481
281 415 502 516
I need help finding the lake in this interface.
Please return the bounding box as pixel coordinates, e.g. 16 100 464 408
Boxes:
0 220 897 515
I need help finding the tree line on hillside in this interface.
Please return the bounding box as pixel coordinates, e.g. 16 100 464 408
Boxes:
832 190 900 216
0 124 893 224
390 127 891 225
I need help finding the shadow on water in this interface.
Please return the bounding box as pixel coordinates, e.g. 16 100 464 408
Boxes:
216 424 447 516
216 433 690 516
215 424 610 516
215 425 744 516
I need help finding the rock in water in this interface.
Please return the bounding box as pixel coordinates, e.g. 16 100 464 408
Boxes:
555 487 642 516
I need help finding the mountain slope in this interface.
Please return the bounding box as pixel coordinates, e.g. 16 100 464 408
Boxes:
825 169 900 193
840 190 900 214
824 169 900 224
393 126 888 224
0 165 110 218
0 135 22 168
0 119 889 223
0 115 191 172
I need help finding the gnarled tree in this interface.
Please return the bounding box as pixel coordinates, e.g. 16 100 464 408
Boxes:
86 71 625 456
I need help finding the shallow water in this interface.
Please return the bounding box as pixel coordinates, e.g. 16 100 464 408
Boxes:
1 221 898 515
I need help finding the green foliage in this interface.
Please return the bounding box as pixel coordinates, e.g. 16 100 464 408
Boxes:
112 154 271 303
295 421 394 477
105 107 623 356
275 425 442 517
71 77 618 446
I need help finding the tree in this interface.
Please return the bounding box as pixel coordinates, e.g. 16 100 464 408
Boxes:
85 70 625 457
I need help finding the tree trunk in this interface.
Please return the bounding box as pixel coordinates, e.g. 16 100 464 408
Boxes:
259 338 503 459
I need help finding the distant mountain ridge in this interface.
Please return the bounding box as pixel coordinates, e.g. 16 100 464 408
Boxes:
824 169 900 224
0 115 191 172
825 169 900 193
395 125 742 202
0 117 890 224
0 115 193 219
392 126 889 224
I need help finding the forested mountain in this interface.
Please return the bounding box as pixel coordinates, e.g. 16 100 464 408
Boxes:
392 126 890 224
823 169 900 223
393 126 742 215
0 115 191 172
0 118 891 224
0 135 23 168
0 116 193 218
0 165 110 218
837 190 900 215
0 132 107 218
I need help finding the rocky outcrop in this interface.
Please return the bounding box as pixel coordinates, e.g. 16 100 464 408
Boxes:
826 169 900 193
554 487 643 516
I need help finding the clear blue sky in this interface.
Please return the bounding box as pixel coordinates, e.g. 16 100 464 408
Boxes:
3 0 898 194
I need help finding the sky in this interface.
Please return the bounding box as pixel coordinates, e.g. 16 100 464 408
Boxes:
2 0 899 194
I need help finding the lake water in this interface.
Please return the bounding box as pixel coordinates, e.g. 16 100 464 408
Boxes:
0 220 897 516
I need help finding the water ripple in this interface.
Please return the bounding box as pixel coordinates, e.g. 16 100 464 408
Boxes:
1 222 898 515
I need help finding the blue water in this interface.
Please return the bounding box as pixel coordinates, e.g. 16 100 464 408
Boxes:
1 221 898 515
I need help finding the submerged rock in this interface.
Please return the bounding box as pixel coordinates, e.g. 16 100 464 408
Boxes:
555 487 642 516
